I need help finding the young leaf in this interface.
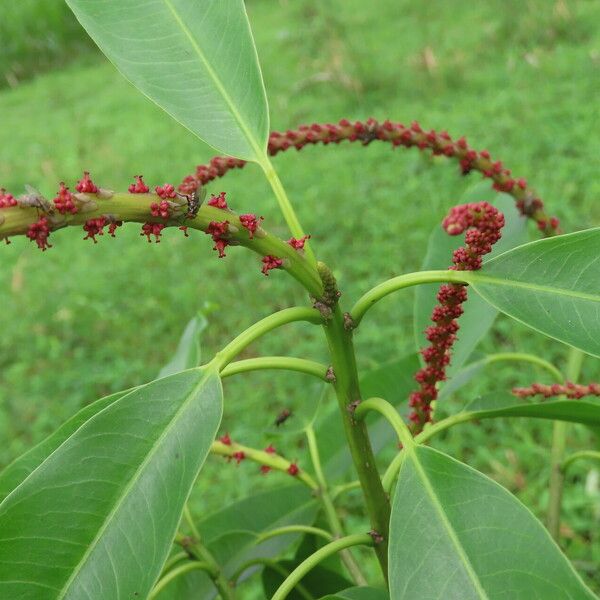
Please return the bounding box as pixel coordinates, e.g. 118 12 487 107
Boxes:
65 0 269 161
467 228 600 357
0 367 223 600
319 588 389 600
159 313 208 377
0 388 133 502
389 445 596 599
462 392 600 427
414 193 527 375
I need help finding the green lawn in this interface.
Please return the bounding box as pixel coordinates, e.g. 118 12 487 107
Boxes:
1 0 599 592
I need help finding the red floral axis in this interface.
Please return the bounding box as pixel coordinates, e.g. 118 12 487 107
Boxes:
179 119 558 235
408 202 505 432
513 382 600 400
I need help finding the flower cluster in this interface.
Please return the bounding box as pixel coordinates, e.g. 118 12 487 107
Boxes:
26 216 52 250
141 222 166 243
0 189 17 208
180 119 558 234
155 184 176 199
53 183 78 215
76 171 99 194
150 200 171 219
207 191 228 210
409 202 505 431
128 175 150 194
239 213 263 239
206 220 230 257
288 235 310 250
83 217 108 243
513 382 600 400
261 255 283 275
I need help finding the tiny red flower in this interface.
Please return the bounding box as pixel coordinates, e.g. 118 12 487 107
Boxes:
265 444 276 454
287 235 310 250
83 216 107 243
232 451 245 464
261 255 283 276
206 220 230 257
287 463 299 477
155 183 176 199
219 433 232 446
26 216 52 250
76 171 99 194
260 465 271 475
53 182 78 215
108 220 122 237
140 222 165 243
150 200 171 219
207 192 228 209
239 213 264 239
129 175 150 194
0 189 17 208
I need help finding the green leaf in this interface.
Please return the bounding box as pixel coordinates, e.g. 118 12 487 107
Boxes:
414 193 527 375
0 388 133 502
159 313 208 378
319 587 389 600
0 367 223 600
462 392 600 426
467 228 600 357
389 445 596 599
65 0 269 161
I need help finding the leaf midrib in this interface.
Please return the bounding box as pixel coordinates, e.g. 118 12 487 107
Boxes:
160 0 264 160
56 367 215 599
465 272 600 302
407 447 490 600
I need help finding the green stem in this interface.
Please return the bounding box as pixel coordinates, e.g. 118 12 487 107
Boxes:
231 558 314 599
259 156 316 267
322 306 391 578
354 397 414 449
331 480 361 499
562 451 600 472
160 551 188 576
255 525 333 544
175 533 234 600
382 452 405 494
480 352 563 382
149 562 212 599
305 426 368 586
220 357 329 381
213 307 322 370
183 504 201 541
350 270 467 326
271 534 374 600
548 348 585 540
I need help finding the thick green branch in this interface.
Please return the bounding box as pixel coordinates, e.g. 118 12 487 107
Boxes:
350 270 468 326
220 357 329 381
271 534 374 600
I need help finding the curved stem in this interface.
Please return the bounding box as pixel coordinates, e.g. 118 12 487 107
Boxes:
221 357 329 381
231 558 314 600
350 270 467 326
322 305 391 578
213 307 322 370
259 156 316 267
183 504 201 541
211 440 319 490
331 480 361 499
149 562 212 599
354 397 414 449
562 451 600 472
548 348 585 540
305 426 367 586
160 551 188 576
255 525 333 544
271 534 374 600
382 452 405 494
483 353 563 382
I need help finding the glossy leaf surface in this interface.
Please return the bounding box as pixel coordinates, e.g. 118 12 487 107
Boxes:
65 0 269 160
0 368 222 600
389 445 596 599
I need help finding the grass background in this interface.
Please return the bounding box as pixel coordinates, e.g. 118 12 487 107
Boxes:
0 0 599 592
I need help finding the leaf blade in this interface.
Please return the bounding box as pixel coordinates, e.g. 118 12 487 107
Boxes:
65 0 269 160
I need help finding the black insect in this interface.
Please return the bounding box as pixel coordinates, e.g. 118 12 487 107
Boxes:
274 408 292 427
185 191 201 219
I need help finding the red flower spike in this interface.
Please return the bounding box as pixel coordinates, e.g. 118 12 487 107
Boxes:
0 188 18 208
128 175 150 194
409 202 505 432
261 255 283 276
513 382 600 400
207 192 228 209
219 433 232 446
287 235 311 250
150 200 171 219
239 213 264 239
53 182 78 215
83 216 108 243
140 222 165 243
26 216 52 251
155 183 176 199
232 451 245 464
76 171 99 194
287 463 299 477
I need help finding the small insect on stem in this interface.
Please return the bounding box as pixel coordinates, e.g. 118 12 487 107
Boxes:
274 408 292 427
19 185 54 216
177 188 206 221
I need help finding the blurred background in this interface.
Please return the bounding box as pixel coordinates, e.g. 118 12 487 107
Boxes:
0 0 599 590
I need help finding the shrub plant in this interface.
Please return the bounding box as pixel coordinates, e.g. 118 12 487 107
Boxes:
0 2 598 599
